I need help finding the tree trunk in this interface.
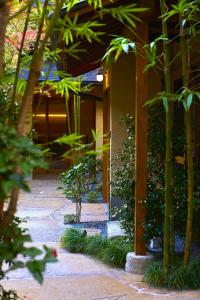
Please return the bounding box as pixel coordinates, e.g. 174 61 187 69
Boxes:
0 0 9 79
160 0 174 274
3 0 64 227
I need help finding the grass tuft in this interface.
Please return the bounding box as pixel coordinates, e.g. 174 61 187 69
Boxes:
61 228 87 253
144 256 200 290
61 228 132 268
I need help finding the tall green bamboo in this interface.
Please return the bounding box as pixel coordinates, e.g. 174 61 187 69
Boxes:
179 15 194 266
160 0 175 274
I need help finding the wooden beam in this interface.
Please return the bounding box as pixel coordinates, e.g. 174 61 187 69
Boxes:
134 23 148 255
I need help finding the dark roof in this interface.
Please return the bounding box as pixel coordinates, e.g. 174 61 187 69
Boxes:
53 0 180 76
19 61 101 83
19 62 59 81
53 0 133 76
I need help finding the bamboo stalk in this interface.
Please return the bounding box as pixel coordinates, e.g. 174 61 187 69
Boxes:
179 15 194 266
10 2 32 113
160 0 174 274
65 96 71 134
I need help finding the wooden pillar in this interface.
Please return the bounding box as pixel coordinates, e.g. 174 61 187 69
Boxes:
134 23 148 255
103 89 110 203
45 99 49 145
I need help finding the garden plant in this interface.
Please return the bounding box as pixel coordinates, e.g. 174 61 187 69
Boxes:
0 0 148 297
106 0 200 288
59 154 102 222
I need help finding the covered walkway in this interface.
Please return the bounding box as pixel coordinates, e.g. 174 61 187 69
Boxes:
2 176 200 300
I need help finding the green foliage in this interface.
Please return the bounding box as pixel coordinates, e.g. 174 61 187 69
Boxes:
0 285 18 300
0 217 57 285
60 155 102 220
144 262 166 287
60 14 104 45
0 89 19 125
60 155 101 199
61 228 87 253
63 214 77 224
86 191 99 203
0 123 47 200
111 115 135 240
145 256 200 290
85 234 109 256
111 114 200 243
61 228 132 268
144 35 168 72
103 36 136 66
98 237 132 267
102 4 149 29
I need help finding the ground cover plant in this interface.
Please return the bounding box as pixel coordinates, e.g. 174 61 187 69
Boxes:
61 228 132 268
144 256 200 290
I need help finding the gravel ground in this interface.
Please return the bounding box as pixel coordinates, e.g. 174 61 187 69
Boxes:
65 221 108 237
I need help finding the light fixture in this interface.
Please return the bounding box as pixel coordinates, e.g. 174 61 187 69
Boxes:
33 114 67 118
96 69 103 82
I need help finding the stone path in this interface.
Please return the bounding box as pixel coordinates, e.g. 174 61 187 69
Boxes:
2 176 200 300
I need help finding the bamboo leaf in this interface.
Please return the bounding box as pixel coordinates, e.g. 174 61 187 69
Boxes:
186 93 193 111
144 96 160 107
162 96 169 112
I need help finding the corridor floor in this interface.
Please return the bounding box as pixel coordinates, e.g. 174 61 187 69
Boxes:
2 176 200 300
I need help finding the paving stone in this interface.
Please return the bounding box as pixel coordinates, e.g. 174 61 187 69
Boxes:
3 177 200 300
3 275 200 300
18 198 65 209
17 209 55 219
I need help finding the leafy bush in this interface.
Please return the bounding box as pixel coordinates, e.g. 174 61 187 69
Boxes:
0 285 18 300
61 228 132 268
60 155 102 221
144 261 166 287
61 228 88 253
111 115 135 240
98 237 132 267
111 114 200 244
0 123 47 200
0 217 57 285
85 235 109 256
63 214 77 224
144 256 200 290
86 191 99 203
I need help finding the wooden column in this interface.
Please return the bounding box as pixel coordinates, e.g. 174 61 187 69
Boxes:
103 89 110 203
45 98 49 145
134 23 148 255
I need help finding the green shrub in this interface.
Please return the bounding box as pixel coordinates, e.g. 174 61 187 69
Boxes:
144 261 166 287
112 114 200 244
59 155 102 221
86 191 99 203
63 214 77 224
99 237 132 267
61 229 132 268
144 256 200 290
85 235 109 256
61 228 87 253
